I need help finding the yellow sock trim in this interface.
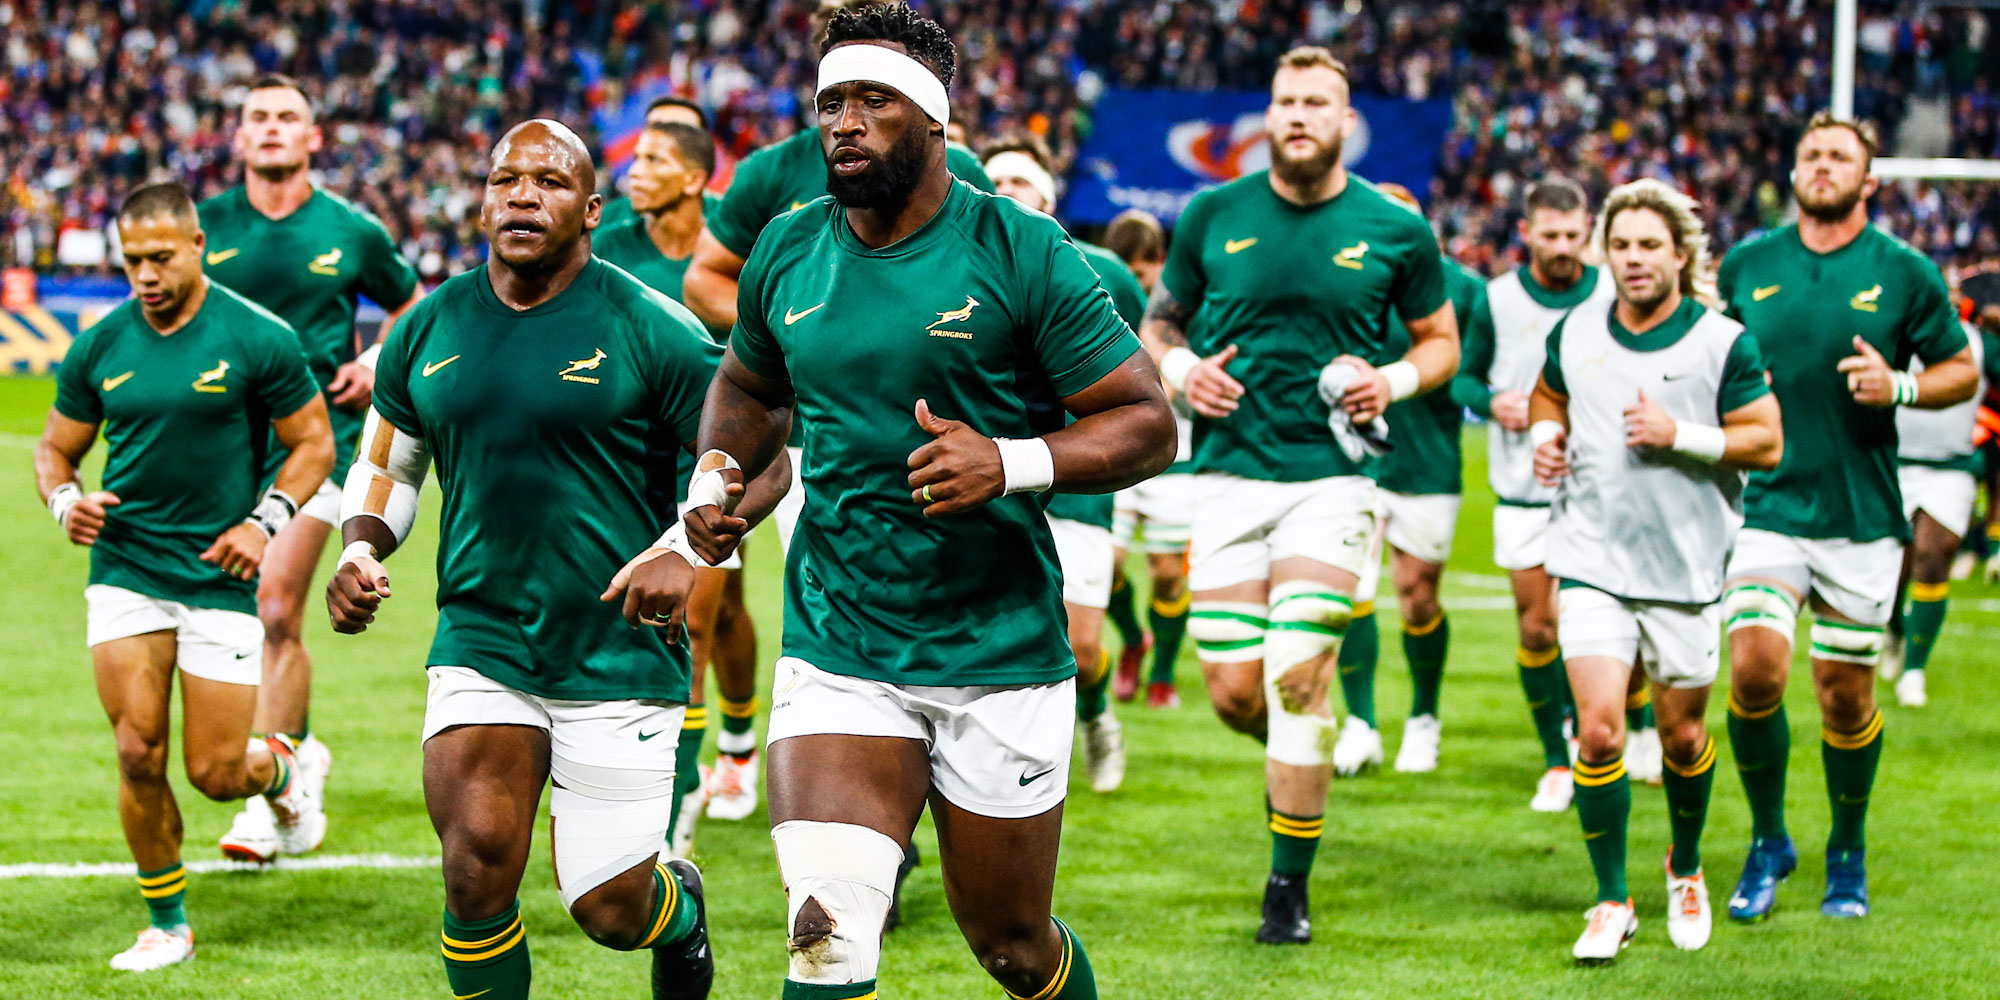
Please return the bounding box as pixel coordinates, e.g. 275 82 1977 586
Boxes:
1988 523 2000 542
719 697 757 719
1625 687 1652 711
1574 756 1627 786
138 879 188 899
1006 920 1076 1000
1517 644 1560 668
1268 814 1325 837
1727 692 1782 720
135 866 185 888
1664 738 1717 778
636 863 680 949
1353 602 1375 619
682 707 708 729
1151 590 1191 616
1823 711 1884 751
442 916 525 961
1404 614 1444 636
1909 581 1950 602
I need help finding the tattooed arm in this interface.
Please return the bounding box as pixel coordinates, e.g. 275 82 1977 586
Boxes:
1137 282 1243 418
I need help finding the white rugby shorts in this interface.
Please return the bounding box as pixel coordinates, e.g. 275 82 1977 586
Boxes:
1557 585 1721 689
85 584 263 685
1188 473 1377 591
1112 473 1195 553
1047 514 1114 610
421 666 684 772
1382 491 1462 566
1725 528 1902 628
1899 464 1977 537
765 656 1074 819
1492 504 1551 572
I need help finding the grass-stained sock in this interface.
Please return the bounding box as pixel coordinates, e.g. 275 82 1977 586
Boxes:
1518 645 1568 768
136 862 188 931
1336 605 1378 727
1403 614 1448 718
1148 589 1190 686
1903 582 1949 674
1727 693 1790 841
442 902 530 1000
1663 738 1717 876
1574 755 1631 903
1823 711 1885 854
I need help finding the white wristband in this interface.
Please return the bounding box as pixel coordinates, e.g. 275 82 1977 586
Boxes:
1159 347 1201 393
245 489 299 539
337 540 377 569
994 436 1056 495
1670 420 1728 463
1380 360 1422 402
1890 370 1919 406
1529 420 1564 447
683 450 742 513
48 482 81 527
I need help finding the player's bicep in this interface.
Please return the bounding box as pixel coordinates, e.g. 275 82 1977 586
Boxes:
1036 239 1143 396
1059 347 1169 419
271 394 333 454
1721 392 1781 435
40 409 99 466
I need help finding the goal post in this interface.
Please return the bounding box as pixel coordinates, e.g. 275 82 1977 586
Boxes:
1832 0 2000 180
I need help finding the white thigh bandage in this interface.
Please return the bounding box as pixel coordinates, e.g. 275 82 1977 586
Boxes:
550 759 675 911
1723 582 1799 642
1809 621 1886 666
772 820 903 986
1263 581 1352 766
1188 602 1268 664
339 406 430 543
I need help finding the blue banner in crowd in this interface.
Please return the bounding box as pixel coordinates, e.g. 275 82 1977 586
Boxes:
1061 89 1452 226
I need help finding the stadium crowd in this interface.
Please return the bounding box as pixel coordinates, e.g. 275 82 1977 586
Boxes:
7 0 2000 282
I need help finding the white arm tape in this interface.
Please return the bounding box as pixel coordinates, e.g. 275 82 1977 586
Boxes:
1159 347 1201 393
683 450 742 514
337 539 377 569
1529 420 1564 448
1670 420 1728 463
995 436 1055 495
48 482 81 527
650 519 715 568
355 342 383 371
338 407 429 543
245 489 299 539
1380 360 1422 402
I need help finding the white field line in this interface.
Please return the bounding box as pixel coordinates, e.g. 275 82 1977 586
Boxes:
1446 571 1514 591
0 431 40 449
0 853 437 879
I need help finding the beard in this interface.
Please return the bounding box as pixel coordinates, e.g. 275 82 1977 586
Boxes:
1268 133 1343 190
1618 272 1676 314
1533 250 1584 287
826 126 931 210
1795 177 1866 222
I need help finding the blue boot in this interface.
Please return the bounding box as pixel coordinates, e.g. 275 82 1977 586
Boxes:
1822 849 1869 918
1727 835 1798 922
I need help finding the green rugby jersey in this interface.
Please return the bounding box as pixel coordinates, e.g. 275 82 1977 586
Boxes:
372 259 721 702
1374 254 1484 496
1045 239 1146 529
1719 224 1967 542
599 190 722 231
1161 172 1448 482
707 130 993 258
732 183 1140 686
198 187 418 471
54 284 320 614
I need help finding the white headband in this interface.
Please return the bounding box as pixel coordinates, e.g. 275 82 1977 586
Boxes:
983 151 1058 211
817 44 950 127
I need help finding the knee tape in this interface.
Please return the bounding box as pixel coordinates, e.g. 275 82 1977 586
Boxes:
1809 621 1885 665
1723 583 1798 641
1189 602 1267 663
550 759 675 910
772 820 902 985
1262 582 1351 767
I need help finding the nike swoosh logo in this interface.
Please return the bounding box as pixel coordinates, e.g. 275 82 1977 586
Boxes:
638 730 663 742
422 355 461 377
206 248 240 265
454 991 492 1000
101 371 135 392
235 652 252 660
785 303 826 325
1582 830 1606 841
1838 794 1869 805
1673 809 1702 818
1663 373 1692 381
1752 285 1780 302
1224 237 1258 254
1019 766 1057 786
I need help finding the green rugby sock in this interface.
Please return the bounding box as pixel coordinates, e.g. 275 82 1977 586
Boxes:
1625 690 1655 732
717 696 756 759
1904 582 1949 674
1004 918 1097 1000
1823 712 1884 854
1518 645 1569 769
1105 574 1143 648
442 902 530 1000
1147 589 1190 686
1574 755 1630 903
1269 808 1323 878
1728 693 1790 841
137 862 188 931
1336 607 1378 727
1403 614 1448 718
1076 651 1111 723
784 982 878 999
665 703 706 845
638 861 702 948
1662 738 1716 876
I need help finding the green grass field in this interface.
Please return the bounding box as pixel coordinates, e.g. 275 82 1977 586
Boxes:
2 372 1997 999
